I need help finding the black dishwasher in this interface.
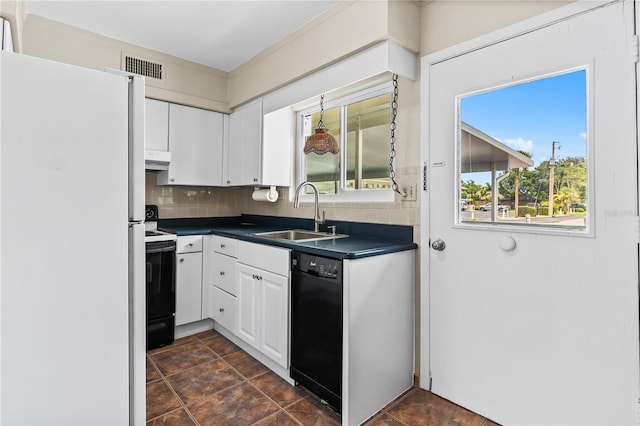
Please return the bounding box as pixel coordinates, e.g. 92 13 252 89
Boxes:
290 251 343 413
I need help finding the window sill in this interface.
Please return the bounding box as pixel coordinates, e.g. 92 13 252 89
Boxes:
293 189 394 204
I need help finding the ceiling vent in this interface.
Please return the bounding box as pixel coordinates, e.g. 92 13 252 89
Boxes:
122 54 163 80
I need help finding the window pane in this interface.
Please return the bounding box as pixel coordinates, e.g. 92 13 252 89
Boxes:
345 93 392 190
303 106 341 194
458 69 588 230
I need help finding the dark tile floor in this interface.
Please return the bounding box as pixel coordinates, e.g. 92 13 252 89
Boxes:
146 329 499 425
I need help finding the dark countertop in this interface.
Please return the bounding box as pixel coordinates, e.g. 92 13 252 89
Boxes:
158 214 417 260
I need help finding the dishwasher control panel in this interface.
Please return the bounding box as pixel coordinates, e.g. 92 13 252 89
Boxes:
291 252 342 279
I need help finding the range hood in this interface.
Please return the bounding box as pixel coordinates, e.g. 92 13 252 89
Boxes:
145 150 171 171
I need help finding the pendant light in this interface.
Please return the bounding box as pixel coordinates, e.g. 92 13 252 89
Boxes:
303 94 339 155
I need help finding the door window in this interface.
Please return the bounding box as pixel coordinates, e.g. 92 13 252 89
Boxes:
457 69 589 232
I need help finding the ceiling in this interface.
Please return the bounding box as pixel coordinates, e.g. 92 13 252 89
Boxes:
25 0 340 72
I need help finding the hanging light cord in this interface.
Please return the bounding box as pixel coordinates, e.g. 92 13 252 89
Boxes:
389 74 406 197
318 94 326 128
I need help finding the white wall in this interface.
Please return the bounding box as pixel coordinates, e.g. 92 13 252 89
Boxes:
19 15 230 112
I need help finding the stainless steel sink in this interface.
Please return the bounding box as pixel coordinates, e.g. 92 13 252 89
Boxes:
252 229 348 243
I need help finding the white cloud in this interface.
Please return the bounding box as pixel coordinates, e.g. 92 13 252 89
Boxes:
579 132 587 140
501 137 534 153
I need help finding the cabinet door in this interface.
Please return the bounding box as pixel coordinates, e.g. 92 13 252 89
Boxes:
236 264 259 347
258 270 289 368
241 101 262 185
145 99 169 151
175 252 203 326
262 107 292 186
225 111 244 186
163 103 224 185
211 286 237 333
225 100 262 186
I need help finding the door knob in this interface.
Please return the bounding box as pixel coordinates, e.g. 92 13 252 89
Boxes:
431 238 446 251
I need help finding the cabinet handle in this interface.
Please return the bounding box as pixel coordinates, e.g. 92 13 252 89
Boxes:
219 307 224 313
188 243 193 247
220 244 225 248
170 177 175 182
253 178 258 182
179 258 184 263
227 180 231 184
220 271 225 276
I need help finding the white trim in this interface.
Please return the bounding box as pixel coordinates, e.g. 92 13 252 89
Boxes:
295 190 394 204
419 0 617 391
263 40 417 114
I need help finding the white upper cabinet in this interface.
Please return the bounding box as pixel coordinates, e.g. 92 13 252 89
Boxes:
157 103 224 186
225 100 263 186
225 100 291 187
145 99 169 151
144 99 171 170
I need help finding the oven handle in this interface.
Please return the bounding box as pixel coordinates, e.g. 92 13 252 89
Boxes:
146 245 176 254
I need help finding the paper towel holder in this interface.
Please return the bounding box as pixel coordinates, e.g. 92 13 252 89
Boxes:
252 186 279 202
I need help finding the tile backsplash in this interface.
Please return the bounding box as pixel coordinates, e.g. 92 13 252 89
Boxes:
145 167 420 237
145 172 241 219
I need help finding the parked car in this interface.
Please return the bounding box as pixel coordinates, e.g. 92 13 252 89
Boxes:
460 200 467 211
479 203 508 212
569 203 586 210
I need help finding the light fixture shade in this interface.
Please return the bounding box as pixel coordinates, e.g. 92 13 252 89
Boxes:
304 128 339 155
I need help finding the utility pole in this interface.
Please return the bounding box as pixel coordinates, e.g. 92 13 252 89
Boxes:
548 141 560 217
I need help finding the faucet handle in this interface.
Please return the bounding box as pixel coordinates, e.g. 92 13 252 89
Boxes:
327 225 337 235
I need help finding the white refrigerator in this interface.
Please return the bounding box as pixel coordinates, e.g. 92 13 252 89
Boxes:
0 51 146 424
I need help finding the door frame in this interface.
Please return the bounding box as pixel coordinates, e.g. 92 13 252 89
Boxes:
419 0 631 388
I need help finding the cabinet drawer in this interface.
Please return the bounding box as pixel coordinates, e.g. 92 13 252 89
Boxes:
213 252 237 296
237 241 289 277
211 286 236 333
212 235 237 257
177 235 203 253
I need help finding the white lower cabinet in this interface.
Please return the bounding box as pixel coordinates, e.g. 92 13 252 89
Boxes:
175 251 203 326
237 241 290 368
176 235 204 326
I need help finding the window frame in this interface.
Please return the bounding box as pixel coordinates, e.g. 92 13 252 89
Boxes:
295 82 395 203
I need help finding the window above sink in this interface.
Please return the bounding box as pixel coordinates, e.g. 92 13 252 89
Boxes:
295 83 395 203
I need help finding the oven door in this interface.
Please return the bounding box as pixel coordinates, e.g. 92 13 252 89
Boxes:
146 240 176 321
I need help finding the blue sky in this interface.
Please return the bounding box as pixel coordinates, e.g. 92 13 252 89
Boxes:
460 69 587 183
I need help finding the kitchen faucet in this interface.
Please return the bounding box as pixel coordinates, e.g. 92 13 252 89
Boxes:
294 181 324 232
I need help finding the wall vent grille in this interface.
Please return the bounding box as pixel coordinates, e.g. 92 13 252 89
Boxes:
124 56 163 80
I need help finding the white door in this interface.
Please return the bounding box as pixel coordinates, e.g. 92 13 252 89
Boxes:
422 2 639 425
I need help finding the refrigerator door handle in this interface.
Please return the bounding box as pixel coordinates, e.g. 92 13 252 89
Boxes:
128 74 145 223
105 68 145 222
